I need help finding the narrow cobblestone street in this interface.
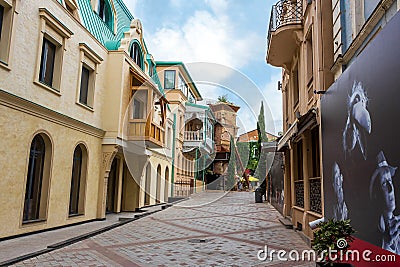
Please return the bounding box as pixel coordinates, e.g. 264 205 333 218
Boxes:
13 192 313 267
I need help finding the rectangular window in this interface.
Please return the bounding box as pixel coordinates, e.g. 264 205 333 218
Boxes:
178 74 185 93
295 140 303 180
132 90 147 119
188 91 196 103
39 38 56 87
167 127 172 148
306 33 313 84
311 128 321 177
0 5 4 41
79 66 90 105
293 64 299 107
164 70 176 89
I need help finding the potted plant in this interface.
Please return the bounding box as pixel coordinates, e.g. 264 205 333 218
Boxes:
312 219 356 266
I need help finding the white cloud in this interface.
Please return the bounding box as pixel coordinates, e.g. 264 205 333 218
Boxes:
143 9 260 70
204 0 228 14
261 73 283 134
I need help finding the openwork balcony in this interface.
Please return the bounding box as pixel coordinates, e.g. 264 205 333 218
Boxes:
266 0 303 68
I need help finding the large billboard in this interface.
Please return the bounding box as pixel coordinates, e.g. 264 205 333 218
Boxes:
321 11 400 255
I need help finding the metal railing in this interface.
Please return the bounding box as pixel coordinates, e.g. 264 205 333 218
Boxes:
267 0 303 49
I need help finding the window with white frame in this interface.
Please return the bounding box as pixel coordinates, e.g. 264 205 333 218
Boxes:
35 8 72 92
77 43 103 109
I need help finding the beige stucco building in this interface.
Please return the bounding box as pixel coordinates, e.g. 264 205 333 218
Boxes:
156 62 213 197
266 0 334 242
0 0 173 239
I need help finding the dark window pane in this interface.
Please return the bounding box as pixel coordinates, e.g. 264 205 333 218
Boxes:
69 146 82 215
133 98 141 119
130 43 142 69
39 39 56 87
23 135 46 222
0 5 4 41
164 70 176 89
79 66 90 105
98 0 105 20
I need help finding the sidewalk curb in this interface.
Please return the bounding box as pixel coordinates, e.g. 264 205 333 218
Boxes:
0 200 187 267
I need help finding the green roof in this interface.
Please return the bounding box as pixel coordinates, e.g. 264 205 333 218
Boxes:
185 102 209 109
77 0 134 50
155 61 202 99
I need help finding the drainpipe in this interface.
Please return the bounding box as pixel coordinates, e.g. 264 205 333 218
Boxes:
171 114 176 197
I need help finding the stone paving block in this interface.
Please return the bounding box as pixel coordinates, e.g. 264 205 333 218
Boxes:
11 192 313 267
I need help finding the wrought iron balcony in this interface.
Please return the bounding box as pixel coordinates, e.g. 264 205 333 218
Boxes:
266 0 303 68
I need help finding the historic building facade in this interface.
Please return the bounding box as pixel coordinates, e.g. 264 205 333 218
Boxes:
0 0 176 239
155 62 212 197
266 0 334 242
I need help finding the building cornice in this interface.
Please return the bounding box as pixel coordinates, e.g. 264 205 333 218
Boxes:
0 89 105 138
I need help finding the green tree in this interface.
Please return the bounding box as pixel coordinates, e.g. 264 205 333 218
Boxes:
217 94 229 103
226 136 236 190
254 102 268 180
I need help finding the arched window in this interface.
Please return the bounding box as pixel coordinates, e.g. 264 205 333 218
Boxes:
69 145 87 216
97 0 113 30
23 134 50 222
130 42 143 69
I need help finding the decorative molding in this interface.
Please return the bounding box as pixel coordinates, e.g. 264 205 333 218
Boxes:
38 8 73 38
0 89 105 138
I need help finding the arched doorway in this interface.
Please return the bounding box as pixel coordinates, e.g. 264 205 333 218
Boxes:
164 167 169 202
144 163 151 206
106 158 118 213
156 165 161 203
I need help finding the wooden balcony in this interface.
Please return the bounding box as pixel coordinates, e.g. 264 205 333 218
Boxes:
266 0 303 68
127 119 165 148
127 69 167 148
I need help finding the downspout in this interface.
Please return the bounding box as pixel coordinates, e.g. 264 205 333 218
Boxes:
171 113 176 197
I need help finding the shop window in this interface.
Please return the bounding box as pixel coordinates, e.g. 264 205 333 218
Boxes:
23 134 52 223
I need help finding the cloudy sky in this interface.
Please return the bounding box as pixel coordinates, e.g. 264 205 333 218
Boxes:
125 0 282 135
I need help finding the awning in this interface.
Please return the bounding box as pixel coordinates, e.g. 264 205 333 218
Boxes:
277 122 298 151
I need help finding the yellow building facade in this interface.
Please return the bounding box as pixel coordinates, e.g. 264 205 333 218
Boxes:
266 0 334 242
0 0 173 239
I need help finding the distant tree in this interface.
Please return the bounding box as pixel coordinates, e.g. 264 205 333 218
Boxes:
254 102 268 181
226 135 237 190
217 94 229 103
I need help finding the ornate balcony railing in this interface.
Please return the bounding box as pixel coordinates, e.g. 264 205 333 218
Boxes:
267 0 303 49
294 180 304 208
184 131 204 141
309 177 322 214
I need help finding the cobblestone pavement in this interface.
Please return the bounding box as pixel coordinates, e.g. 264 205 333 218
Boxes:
12 192 314 267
